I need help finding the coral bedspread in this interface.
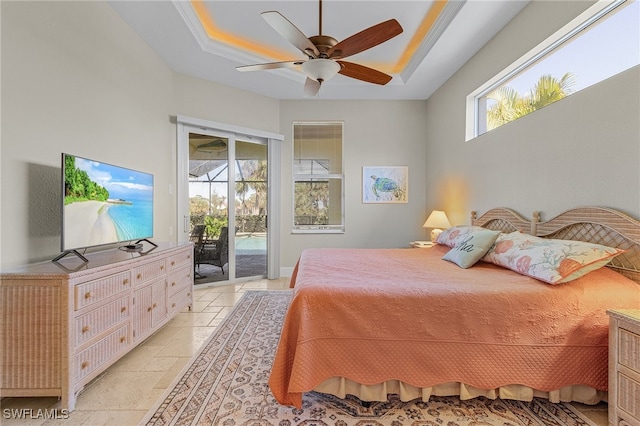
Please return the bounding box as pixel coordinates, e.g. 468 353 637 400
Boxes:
269 245 640 408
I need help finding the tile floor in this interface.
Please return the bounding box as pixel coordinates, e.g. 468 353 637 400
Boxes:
0 279 289 426
1 278 609 426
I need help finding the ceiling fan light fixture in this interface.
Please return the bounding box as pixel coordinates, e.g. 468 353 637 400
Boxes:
238 2 402 95
301 59 341 82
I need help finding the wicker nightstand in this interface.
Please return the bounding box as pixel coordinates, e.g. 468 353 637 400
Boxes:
607 309 640 426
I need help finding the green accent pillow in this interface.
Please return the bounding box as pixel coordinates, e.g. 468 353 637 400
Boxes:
442 229 501 269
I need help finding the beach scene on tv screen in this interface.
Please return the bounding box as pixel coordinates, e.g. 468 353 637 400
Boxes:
63 155 153 250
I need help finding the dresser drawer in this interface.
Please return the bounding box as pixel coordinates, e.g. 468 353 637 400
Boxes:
620 328 640 374
133 259 166 285
167 265 192 297
609 310 640 426
168 286 192 316
74 296 130 346
166 248 193 272
618 372 640 422
74 324 130 384
74 271 131 310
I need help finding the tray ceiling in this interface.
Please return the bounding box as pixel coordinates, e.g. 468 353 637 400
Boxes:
109 1 529 100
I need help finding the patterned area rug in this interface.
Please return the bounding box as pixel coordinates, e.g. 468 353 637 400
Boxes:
142 290 597 426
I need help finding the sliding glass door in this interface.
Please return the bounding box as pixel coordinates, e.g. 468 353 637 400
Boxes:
188 131 231 284
183 131 269 284
234 140 267 279
176 116 282 284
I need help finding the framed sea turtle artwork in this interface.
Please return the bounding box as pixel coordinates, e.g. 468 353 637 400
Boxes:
362 166 408 203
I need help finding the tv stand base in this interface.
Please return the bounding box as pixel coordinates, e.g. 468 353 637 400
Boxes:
51 249 89 263
135 238 158 247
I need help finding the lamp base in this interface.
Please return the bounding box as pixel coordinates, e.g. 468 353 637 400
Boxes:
431 228 443 243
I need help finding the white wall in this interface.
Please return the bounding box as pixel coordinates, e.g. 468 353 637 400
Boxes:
278 100 429 267
1 1 175 267
0 1 281 268
3 0 638 272
424 0 640 226
171 73 280 135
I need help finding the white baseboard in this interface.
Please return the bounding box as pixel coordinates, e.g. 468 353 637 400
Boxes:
280 266 295 278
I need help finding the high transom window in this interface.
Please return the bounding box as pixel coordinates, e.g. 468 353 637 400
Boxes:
467 0 639 140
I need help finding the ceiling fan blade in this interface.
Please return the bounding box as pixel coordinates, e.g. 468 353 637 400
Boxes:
304 77 321 97
336 61 393 85
236 60 303 72
328 19 403 59
261 11 320 57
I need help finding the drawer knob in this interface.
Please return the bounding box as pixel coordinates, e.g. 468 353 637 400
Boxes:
82 325 91 333
171 282 176 287
120 336 126 343
137 273 142 280
152 303 157 309
160 265 164 270
84 292 93 299
121 306 127 313
172 303 176 308
81 361 90 369
147 306 153 312
123 279 130 285
171 261 175 266
187 254 191 259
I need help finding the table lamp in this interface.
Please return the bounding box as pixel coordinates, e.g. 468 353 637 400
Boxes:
423 210 451 243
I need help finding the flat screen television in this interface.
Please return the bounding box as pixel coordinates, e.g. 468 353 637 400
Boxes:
55 153 155 262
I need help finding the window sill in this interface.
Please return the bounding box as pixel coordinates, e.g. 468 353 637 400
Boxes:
292 228 345 234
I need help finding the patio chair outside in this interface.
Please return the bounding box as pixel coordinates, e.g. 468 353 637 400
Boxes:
199 226 229 274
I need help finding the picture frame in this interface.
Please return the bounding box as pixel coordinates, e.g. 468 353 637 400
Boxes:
362 166 408 204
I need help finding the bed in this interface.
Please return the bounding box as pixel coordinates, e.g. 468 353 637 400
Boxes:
268 207 640 408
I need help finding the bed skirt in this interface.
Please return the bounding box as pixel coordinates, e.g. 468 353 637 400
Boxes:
314 378 607 405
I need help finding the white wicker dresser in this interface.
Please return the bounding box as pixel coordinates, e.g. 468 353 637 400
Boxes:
608 309 640 426
0 242 194 411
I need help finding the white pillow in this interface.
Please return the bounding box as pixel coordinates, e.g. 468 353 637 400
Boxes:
481 231 625 284
436 225 488 248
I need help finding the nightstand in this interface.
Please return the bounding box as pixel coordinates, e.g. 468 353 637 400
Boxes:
607 309 640 426
410 241 434 248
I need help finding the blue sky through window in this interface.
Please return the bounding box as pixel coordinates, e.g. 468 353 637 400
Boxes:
508 0 639 96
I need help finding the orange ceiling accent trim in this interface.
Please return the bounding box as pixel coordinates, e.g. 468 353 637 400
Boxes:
191 0 293 62
393 1 447 74
191 0 447 76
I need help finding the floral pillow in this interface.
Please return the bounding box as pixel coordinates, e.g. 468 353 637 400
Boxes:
481 231 625 284
436 225 488 248
442 229 501 269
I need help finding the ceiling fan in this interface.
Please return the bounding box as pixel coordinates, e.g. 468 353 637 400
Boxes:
236 0 403 97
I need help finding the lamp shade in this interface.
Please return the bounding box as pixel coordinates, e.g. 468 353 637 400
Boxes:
423 210 451 229
301 59 341 82
423 210 451 243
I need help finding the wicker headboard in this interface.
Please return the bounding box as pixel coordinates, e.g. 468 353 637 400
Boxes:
471 208 532 234
471 207 640 285
532 207 640 284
